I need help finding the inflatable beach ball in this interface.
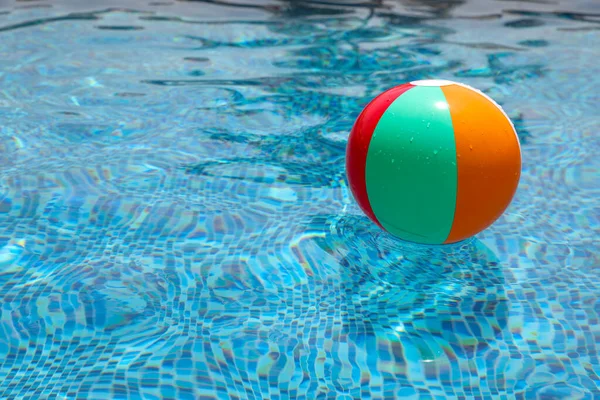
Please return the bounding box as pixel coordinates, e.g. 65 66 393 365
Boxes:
346 79 521 245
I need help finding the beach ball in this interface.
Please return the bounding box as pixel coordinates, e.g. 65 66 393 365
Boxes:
346 79 521 245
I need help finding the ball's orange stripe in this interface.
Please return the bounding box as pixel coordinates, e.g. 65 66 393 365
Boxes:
442 84 521 243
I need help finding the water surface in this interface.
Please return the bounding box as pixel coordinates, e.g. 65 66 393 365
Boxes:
0 0 598 398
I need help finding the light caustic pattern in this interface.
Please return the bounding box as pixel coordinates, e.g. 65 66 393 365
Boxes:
0 0 598 399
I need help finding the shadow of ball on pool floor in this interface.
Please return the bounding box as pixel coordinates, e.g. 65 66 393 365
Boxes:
314 214 509 362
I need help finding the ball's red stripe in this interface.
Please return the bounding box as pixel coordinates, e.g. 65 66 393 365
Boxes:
346 83 414 228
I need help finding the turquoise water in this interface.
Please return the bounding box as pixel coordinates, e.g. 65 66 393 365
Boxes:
0 0 598 398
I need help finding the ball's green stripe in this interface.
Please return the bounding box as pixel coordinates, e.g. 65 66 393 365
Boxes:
365 86 458 244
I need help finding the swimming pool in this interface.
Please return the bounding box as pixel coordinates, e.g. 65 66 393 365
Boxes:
0 0 598 398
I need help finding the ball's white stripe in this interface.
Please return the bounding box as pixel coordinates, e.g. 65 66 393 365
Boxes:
410 79 454 87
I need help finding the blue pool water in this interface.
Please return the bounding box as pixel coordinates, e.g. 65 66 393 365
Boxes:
0 0 598 398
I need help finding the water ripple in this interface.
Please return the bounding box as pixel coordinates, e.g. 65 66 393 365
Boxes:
0 0 599 398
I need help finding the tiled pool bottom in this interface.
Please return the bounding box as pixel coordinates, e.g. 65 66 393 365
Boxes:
1 206 598 399
0 0 599 398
